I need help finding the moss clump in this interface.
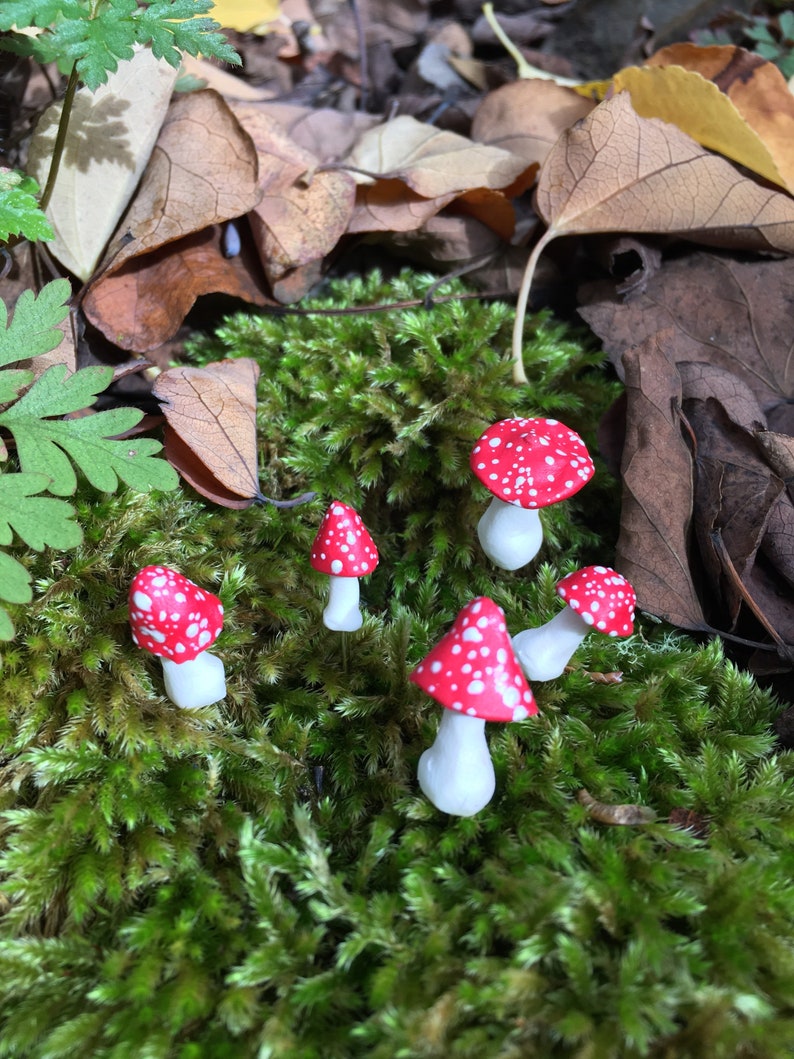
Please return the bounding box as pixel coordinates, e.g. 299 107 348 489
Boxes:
0 273 793 1058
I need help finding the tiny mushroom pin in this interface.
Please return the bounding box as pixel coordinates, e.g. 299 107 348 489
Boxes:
411 596 538 817
129 565 226 709
512 565 636 681
310 501 379 631
470 417 595 570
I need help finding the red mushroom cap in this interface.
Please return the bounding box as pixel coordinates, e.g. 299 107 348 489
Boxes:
310 501 379 578
556 565 636 637
129 566 224 662
410 597 538 722
470 417 594 509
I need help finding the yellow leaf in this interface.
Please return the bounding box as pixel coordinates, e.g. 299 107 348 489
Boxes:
209 0 281 33
613 45 794 195
613 64 790 193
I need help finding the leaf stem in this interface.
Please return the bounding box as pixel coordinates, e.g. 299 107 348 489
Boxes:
39 63 80 215
511 227 553 385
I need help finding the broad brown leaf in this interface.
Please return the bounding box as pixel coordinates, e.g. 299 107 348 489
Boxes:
536 91 794 251
345 114 531 198
95 90 260 270
347 179 456 234
232 104 356 302
579 252 793 428
82 224 273 352
470 79 595 167
585 256 794 663
615 329 709 633
153 358 261 508
511 91 794 381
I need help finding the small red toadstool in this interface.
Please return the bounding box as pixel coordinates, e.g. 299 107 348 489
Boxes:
512 565 636 680
470 417 595 570
129 565 226 709
411 596 538 816
310 501 379 631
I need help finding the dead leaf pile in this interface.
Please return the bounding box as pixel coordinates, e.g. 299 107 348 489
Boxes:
581 252 794 668
4 2 794 671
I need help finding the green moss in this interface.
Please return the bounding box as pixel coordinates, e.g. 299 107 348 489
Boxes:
0 272 792 1057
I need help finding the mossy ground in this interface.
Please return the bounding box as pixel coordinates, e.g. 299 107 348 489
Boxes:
1 273 793 1058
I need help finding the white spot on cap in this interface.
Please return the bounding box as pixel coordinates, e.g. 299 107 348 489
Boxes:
132 590 152 610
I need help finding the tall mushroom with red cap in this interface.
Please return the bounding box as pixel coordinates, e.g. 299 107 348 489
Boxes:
129 565 226 709
310 501 379 631
470 417 595 570
512 565 636 681
411 596 538 816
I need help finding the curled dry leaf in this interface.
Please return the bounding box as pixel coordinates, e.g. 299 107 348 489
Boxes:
231 103 356 303
577 789 656 826
580 252 793 427
153 358 262 509
470 78 595 168
511 91 794 382
345 114 531 198
582 253 794 664
347 179 457 235
83 90 263 349
260 104 381 163
82 224 273 352
616 329 709 634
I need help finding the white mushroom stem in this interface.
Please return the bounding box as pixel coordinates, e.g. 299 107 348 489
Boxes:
161 651 226 709
477 497 543 571
511 606 589 681
323 575 363 632
418 709 496 817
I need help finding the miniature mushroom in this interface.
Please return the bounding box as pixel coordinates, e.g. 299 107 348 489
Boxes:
470 417 595 570
129 565 226 709
310 501 379 631
411 596 538 817
512 565 636 681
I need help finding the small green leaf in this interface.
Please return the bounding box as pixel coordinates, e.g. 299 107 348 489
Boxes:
0 470 82 550
0 279 71 369
0 549 33 606
0 169 54 243
0 0 239 91
0 364 179 496
0 603 16 640
0 370 34 404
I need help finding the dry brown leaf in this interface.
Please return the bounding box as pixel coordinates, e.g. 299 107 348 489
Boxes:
577 789 656 826
153 358 261 507
579 252 793 428
345 114 531 198
82 90 263 348
321 0 430 55
471 79 595 167
615 329 709 633
511 91 794 382
94 89 260 272
347 179 456 234
232 103 355 301
82 224 273 351
453 188 516 242
583 255 794 663
259 104 380 163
